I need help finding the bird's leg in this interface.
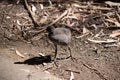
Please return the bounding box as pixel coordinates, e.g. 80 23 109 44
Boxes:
68 46 72 58
67 46 76 61
54 44 57 61
54 44 58 66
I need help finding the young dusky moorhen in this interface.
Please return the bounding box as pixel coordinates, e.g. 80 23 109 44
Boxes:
47 25 73 65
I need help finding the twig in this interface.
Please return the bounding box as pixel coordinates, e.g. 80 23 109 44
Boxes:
88 38 118 44
74 5 112 11
105 19 120 27
24 0 63 3
48 0 53 6
24 0 40 27
76 32 90 38
94 29 103 37
0 11 5 25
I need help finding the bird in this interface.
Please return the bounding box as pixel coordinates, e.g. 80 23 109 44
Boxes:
47 25 73 65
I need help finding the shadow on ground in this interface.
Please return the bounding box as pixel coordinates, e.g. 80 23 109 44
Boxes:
14 55 52 65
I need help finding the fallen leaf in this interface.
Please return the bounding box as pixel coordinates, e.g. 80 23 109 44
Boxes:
31 4 37 14
40 4 44 9
70 72 74 80
15 50 25 58
38 53 45 56
6 16 11 19
17 20 22 26
83 27 90 34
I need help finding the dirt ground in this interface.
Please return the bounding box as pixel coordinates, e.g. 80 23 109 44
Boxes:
0 1 120 80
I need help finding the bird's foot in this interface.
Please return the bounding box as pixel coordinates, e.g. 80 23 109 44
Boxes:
52 59 59 67
71 57 77 62
54 61 59 67
66 55 77 62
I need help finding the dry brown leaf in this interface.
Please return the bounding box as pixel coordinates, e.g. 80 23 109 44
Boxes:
76 32 90 38
15 50 25 58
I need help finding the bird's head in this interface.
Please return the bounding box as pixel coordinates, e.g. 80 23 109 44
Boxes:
46 26 55 33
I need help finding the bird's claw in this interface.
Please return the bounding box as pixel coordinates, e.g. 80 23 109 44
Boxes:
66 55 77 62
